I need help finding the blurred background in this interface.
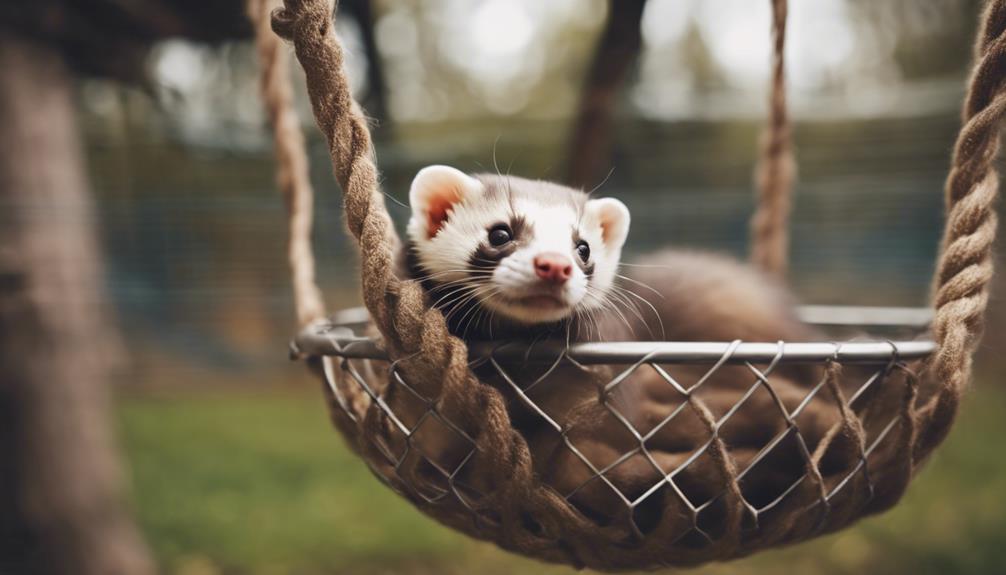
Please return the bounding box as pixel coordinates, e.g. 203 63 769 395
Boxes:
1 0 1004 574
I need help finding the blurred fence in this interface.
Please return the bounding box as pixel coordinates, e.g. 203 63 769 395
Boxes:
85 112 956 379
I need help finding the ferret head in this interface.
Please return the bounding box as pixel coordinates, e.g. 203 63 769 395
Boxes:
406 165 630 331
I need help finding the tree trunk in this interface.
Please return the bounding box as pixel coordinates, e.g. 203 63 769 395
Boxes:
563 0 647 189
0 34 156 575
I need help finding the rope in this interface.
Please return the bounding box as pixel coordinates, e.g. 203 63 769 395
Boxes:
270 0 401 335
269 0 479 382
249 0 326 327
915 0 1004 462
269 0 548 548
750 0 795 278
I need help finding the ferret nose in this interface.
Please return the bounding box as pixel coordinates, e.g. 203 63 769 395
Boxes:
534 252 573 284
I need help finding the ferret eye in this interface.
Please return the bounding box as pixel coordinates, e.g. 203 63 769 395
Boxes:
488 224 512 247
576 240 591 262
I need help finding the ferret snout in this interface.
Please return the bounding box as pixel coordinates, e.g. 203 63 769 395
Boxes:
534 252 573 284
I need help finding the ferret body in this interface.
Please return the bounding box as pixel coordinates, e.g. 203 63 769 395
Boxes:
401 165 813 345
395 166 845 522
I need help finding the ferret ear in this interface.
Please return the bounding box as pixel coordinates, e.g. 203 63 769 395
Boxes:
585 197 631 252
409 165 483 239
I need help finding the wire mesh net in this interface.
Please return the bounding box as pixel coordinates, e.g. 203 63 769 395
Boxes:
295 308 934 569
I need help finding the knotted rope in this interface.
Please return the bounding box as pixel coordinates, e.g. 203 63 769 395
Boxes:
750 0 795 278
248 0 325 327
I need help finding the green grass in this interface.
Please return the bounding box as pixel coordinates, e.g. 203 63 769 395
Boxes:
118 384 1006 575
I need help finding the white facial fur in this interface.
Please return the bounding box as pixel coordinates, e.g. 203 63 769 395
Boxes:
407 165 630 328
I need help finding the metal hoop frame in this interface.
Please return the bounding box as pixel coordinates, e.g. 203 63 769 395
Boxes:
293 305 935 366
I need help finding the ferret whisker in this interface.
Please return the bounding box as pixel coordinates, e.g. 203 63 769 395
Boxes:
617 262 679 269
460 286 501 339
430 286 475 310
572 307 588 341
614 273 666 299
437 289 491 322
445 285 496 323
459 306 481 340
430 285 471 303
599 291 647 337
586 166 616 198
382 191 409 209
601 288 650 335
412 269 494 284
577 306 600 342
473 289 503 339
609 285 665 339
429 277 492 292
441 288 486 321
605 286 648 324
588 307 604 342
457 286 491 332
487 305 499 340
426 271 492 283
426 276 483 289
591 291 634 336
492 136 502 178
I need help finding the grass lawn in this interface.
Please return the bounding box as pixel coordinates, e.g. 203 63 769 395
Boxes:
117 381 1006 575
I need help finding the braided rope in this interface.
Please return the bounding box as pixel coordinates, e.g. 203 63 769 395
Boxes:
750 0 795 278
268 0 560 555
915 0 1004 462
249 0 326 327
270 0 409 343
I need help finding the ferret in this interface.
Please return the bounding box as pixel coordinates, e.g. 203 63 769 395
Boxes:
402 165 633 342
393 166 859 527
402 165 816 344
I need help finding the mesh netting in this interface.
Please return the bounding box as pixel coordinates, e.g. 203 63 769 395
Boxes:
295 316 934 569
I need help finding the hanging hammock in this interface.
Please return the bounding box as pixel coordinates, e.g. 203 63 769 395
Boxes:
251 0 1001 570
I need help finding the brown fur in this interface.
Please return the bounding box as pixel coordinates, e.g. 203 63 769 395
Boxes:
514 249 846 526
396 166 845 520
398 238 850 525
